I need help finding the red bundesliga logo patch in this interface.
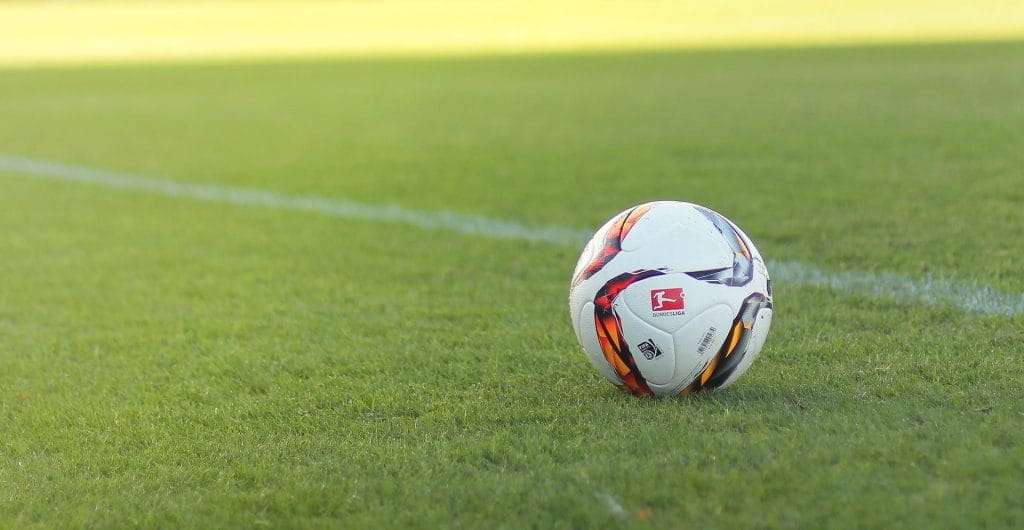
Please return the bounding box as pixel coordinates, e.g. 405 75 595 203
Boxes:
650 288 684 311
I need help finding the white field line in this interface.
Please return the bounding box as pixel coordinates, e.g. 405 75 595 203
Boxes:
0 154 582 246
2 153 1022 316
771 261 1024 317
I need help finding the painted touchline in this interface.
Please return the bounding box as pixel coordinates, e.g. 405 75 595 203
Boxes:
1 153 1022 316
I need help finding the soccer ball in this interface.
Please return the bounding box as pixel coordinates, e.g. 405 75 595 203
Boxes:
568 201 773 397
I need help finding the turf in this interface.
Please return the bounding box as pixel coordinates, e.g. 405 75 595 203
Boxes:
1 41 1023 528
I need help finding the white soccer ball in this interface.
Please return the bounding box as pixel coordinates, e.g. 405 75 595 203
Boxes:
568 201 773 397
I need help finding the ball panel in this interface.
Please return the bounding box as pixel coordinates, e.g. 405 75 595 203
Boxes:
670 303 736 389
620 202 733 272
571 203 653 288
576 301 624 386
619 273 742 334
571 237 597 284
612 300 676 386
592 270 669 396
717 307 773 389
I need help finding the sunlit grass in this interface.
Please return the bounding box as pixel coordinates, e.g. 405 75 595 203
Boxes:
2 0 1024 66
2 4 1024 528
2 35 1023 528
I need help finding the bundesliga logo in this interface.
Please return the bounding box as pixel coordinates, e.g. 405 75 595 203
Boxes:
650 288 684 311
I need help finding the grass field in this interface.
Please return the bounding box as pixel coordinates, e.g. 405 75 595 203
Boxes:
2 37 1024 527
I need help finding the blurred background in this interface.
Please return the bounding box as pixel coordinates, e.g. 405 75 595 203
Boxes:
3 0 1024 66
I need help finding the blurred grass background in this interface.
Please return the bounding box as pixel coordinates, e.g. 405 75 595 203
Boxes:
2 0 1024 67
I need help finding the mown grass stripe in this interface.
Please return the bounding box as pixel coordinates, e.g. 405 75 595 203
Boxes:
2 152 1021 316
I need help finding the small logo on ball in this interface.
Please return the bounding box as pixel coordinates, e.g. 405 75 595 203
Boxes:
637 339 664 360
650 288 684 311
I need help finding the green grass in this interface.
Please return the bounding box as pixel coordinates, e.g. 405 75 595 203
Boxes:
1 41 1023 528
